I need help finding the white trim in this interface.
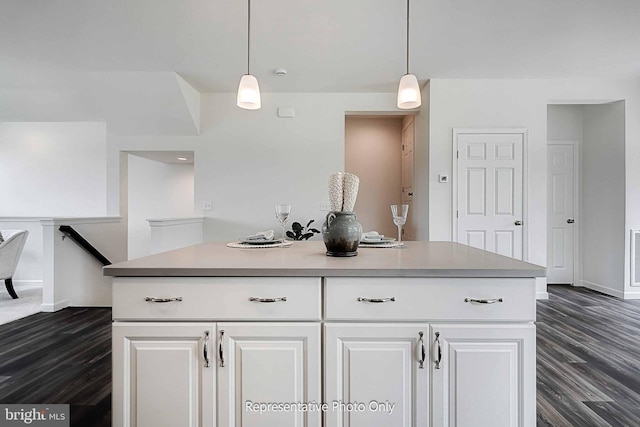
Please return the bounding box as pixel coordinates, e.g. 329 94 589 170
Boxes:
452 128 529 261
536 291 549 299
631 230 640 287
622 290 640 300
547 140 581 286
147 217 205 227
41 299 70 313
578 280 624 298
0 217 48 222
12 280 43 287
40 216 122 226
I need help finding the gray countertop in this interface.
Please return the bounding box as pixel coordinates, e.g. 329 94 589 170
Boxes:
103 241 545 278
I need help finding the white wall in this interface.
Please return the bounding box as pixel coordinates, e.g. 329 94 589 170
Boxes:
547 105 583 141
0 122 107 216
345 117 402 237
413 82 430 241
108 92 401 242
428 78 640 282
127 154 194 259
581 102 626 296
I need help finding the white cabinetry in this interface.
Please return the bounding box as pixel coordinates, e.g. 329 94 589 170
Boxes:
431 324 536 427
112 323 216 427
324 324 429 427
217 323 321 427
112 276 536 427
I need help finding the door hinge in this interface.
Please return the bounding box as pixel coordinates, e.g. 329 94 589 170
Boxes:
456 150 459 159
456 210 459 218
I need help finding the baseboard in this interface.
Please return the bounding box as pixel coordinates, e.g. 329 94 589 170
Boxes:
579 280 624 298
536 291 549 299
41 299 70 312
622 290 640 300
535 277 548 299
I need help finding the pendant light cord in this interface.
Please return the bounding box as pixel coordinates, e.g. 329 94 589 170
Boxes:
247 0 251 75
406 0 410 74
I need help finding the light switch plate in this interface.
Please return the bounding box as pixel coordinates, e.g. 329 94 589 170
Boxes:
203 201 213 211
320 202 331 211
438 174 449 183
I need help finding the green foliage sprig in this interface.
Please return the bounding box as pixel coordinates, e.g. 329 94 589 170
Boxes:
286 220 321 241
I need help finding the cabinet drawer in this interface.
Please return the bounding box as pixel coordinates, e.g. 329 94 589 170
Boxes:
113 277 321 321
324 277 535 321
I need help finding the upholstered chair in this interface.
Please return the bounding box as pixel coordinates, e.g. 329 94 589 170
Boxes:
0 230 29 299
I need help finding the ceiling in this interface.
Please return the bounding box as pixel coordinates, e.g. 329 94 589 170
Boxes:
1 0 639 94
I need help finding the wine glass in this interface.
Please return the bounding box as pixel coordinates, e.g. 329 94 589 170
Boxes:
275 204 292 241
391 204 409 245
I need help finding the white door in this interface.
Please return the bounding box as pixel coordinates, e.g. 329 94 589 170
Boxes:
324 324 428 427
547 143 575 284
456 131 524 259
401 117 415 240
431 324 536 427
112 323 216 427
217 323 321 427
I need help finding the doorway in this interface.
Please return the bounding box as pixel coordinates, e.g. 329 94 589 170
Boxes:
547 141 576 284
344 115 415 240
125 151 195 259
453 129 527 260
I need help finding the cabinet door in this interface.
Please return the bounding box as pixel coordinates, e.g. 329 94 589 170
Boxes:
112 323 216 427
431 324 536 427
217 323 321 427
325 324 429 427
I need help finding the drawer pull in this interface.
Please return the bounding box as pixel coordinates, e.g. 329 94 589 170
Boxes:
219 330 225 368
434 332 442 369
145 297 183 303
357 297 396 303
465 297 503 304
203 330 210 368
417 331 425 369
249 297 287 303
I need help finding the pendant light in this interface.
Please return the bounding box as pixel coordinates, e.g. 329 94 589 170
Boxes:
397 0 421 109
237 0 261 109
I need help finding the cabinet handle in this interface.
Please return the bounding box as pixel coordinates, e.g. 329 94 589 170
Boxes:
357 297 396 303
417 331 426 369
219 330 225 368
434 332 442 369
145 297 183 303
465 297 503 304
249 297 287 303
203 330 210 368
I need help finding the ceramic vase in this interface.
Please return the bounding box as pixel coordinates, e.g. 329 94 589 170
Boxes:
322 211 362 257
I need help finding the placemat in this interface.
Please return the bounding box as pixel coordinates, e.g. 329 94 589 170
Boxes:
359 242 404 248
227 241 294 249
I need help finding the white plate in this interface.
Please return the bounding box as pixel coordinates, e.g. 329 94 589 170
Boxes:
359 238 396 245
240 239 283 245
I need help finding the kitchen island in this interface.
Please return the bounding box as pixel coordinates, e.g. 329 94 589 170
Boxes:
105 241 544 427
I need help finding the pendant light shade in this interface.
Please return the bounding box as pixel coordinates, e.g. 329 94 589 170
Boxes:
237 0 261 110
397 0 421 109
237 74 261 110
397 73 421 109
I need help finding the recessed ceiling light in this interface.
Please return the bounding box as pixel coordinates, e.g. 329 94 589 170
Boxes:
177 157 188 161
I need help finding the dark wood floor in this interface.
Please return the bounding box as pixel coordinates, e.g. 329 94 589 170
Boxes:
537 285 640 426
0 307 112 427
0 286 639 426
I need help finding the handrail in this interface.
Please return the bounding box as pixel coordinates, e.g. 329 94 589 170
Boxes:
58 225 112 266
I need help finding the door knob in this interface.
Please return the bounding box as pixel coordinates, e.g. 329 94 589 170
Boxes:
567 219 575 224
408 192 414 197
514 220 523 226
